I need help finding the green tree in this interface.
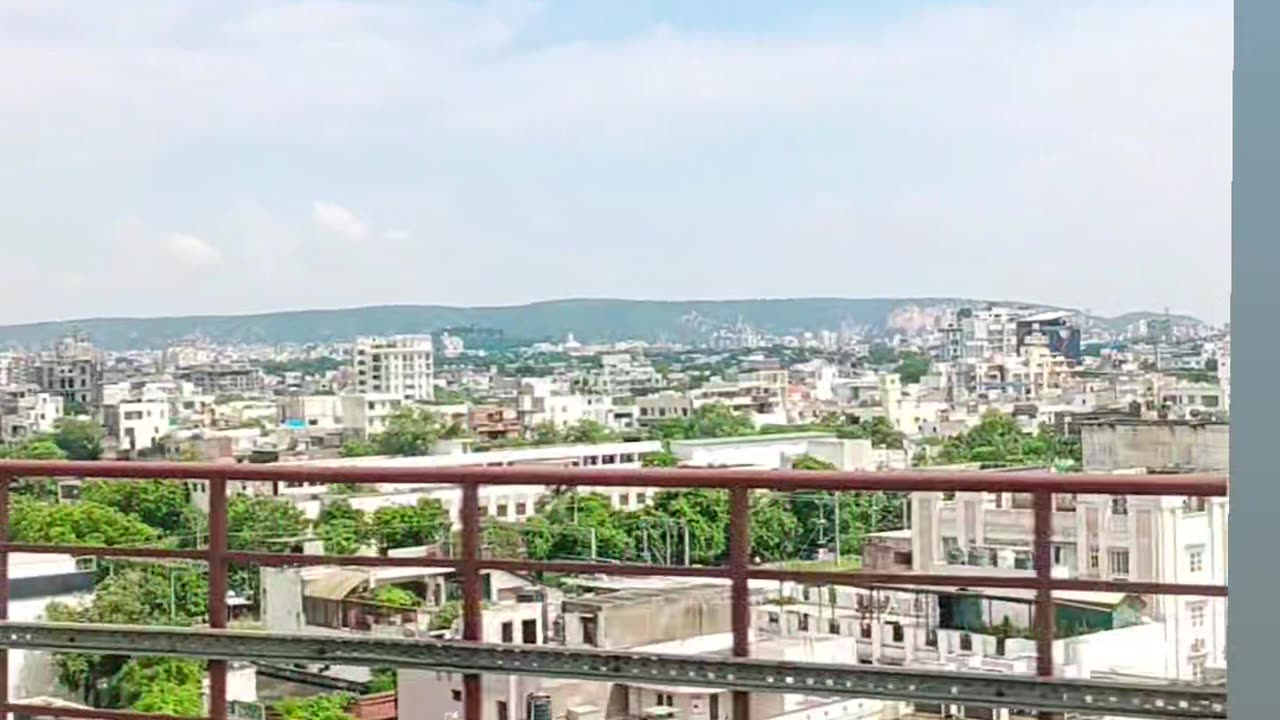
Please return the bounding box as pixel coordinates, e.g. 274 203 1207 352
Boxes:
228 495 310 551
931 411 1080 468
80 479 192 536
837 416 907 450
749 494 801 562
46 567 207 707
373 585 420 608
377 407 468 456
227 495 311 597
277 693 357 720
866 344 897 365
430 600 462 631
642 449 679 467
525 493 632 561
0 438 68 460
52 417 104 460
369 498 450 553
339 439 379 457
656 403 754 441
316 500 370 556
894 352 931 384
117 658 205 716
10 497 160 547
530 421 563 445
629 489 730 565
561 419 617 444
369 668 397 693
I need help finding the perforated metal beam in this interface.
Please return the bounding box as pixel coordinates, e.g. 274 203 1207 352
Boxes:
0 622 1226 719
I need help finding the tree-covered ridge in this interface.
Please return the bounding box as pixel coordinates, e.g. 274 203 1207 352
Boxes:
0 298 1198 349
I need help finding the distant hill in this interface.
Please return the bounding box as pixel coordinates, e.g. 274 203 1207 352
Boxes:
0 298 1209 350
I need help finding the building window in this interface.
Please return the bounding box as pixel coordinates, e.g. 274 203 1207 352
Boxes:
1188 546 1205 574
523 618 538 644
1111 496 1128 515
860 622 872 639
496 504 508 518
960 633 973 652
890 622 904 643
798 614 810 632
710 694 720 720
637 493 647 505
451 690 462 702
926 629 938 647
828 619 841 635
1088 546 1100 570
501 621 513 643
515 502 527 517
1109 549 1131 577
1189 602 1206 628
497 701 508 720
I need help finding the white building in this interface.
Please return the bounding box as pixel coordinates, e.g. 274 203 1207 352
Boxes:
275 440 665 523
281 395 344 430
5 553 95 706
910 485 1227 681
353 335 435 402
340 393 405 436
1 391 63 441
103 399 171 454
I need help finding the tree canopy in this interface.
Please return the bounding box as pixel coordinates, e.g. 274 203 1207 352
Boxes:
376 407 468 456
52 417 104 460
368 498 450 553
930 411 1081 468
654 403 754 441
10 496 160 547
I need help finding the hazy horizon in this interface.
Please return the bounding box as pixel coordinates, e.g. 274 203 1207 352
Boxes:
1 1 1232 325
0 295 1214 329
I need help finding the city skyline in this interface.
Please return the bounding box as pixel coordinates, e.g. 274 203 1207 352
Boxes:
1 0 1232 324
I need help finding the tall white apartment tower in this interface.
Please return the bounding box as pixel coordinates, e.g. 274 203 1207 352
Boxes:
352 335 435 401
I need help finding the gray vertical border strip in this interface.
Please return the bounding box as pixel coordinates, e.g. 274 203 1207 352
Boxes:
1232 0 1273 718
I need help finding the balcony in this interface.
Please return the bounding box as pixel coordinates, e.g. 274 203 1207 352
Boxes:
0 461 1228 720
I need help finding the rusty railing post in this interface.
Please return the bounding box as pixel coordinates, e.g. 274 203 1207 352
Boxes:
0 473 10 718
729 487 751 720
461 482 483 720
208 476 229 720
1032 490 1059 720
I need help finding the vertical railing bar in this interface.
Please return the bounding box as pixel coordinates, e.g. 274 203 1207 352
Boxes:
1032 490 1058 720
0 473 10 719
207 476 228 720
461 482 483 720
729 487 751 720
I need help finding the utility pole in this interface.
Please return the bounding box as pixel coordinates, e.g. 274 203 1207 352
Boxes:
589 527 597 560
833 492 841 565
643 527 650 562
683 522 691 566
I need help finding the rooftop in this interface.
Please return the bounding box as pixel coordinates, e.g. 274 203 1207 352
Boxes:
672 432 836 447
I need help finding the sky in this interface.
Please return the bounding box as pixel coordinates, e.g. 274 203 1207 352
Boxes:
0 0 1232 325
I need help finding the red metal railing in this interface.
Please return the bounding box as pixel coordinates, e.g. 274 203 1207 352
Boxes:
0 460 1229 720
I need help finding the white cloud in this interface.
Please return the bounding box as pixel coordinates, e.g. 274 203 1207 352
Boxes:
168 233 223 266
384 228 410 242
312 201 368 243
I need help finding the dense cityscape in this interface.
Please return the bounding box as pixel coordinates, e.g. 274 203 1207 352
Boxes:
0 301 1229 720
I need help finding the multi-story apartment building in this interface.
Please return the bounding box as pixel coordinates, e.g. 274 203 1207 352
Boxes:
176 363 265 396
34 334 102 410
353 335 435 402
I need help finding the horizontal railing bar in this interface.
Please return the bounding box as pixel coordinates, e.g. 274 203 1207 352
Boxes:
0 460 1229 495
0 544 208 561
749 569 1229 597
0 544 1227 596
0 703 203 720
0 622 1227 719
